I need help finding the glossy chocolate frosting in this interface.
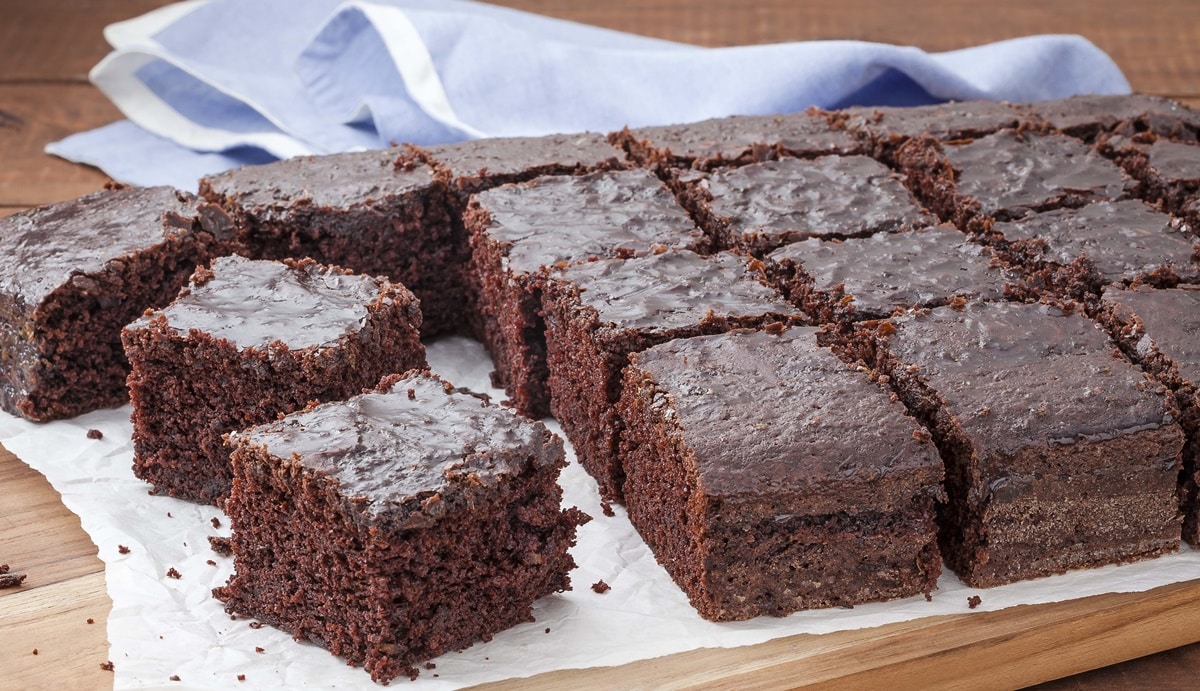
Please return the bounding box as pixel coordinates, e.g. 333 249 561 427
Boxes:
133 256 390 351
994 200 1199 283
555 251 801 332
0 185 226 307
233 372 563 526
700 155 932 242
421 132 623 185
842 100 1025 142
202 148 436 217
474 169 704 276
945 131 1132 217
627 327 942 514
885 301 1172 457
630 111 860 164
770 225 1010 316
1102 284 1200 386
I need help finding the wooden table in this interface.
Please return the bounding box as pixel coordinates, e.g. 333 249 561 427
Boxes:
1 1 1199 688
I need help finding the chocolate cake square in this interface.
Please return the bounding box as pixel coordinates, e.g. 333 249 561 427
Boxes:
990 200 1199 300
464 168 706 418
684 155 933 256
199 149 463 336
766 224 1014 324
837 100 1029 163
123 255 425 505
1022 94 1200 143
0 185 233 421
1098 284 1200 544
1108 138 1200 228
897 130 1135 229
215 372 587 683
869 301 1183 587
542 250 804 501
409 131 626 201
617 327 944 621
613 109 862 171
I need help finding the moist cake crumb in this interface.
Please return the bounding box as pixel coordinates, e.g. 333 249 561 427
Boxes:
591 580 611 594
86 429 103 440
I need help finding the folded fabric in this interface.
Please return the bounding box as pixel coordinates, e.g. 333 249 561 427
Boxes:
48 0 1131 191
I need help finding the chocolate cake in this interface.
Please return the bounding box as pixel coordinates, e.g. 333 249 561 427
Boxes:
465 168 706 417
837 100 1030 163
766 224 1014 324
409 132 626 199
613 109 862 171
198 149 463 336
989 200 1199 300
617 327 944 621
215 372 588 683
0 185 233 421
123 255 425 505
867 300 1183 587
542 250 803 500
684 155 933 256
898 130 1135 230
1023 93 1200 143
1097 284 1200 544
1107 137 1200 228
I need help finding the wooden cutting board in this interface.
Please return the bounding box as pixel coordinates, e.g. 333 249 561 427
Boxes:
3 443 1199 690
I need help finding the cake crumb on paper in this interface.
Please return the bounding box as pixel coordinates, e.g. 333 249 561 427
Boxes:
591 580 611 594
968 595 983 609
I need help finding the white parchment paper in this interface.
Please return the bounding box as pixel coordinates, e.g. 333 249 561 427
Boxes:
3 336 1198 689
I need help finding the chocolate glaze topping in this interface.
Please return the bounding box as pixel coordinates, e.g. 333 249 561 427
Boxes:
886 301 1172 457
133 256 386 350
1142 139 1200 182
0 185 226 306
421 132 623 186
945 131 1132 217
842 100 1025 142
234 373 563 526
994 200 1199 283
202 149 436 217
557 251 801 331
1103 284 1200 385
1026 94 1200 139
630 111 860 164
474 169 704 276
701 155 932 242
628 328 942 513
770 225 1010 315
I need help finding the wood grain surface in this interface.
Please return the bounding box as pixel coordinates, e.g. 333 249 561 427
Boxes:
2 1 1199 688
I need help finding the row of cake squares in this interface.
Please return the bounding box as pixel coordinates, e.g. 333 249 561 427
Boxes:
1 94 1196 425
0 95 1198 679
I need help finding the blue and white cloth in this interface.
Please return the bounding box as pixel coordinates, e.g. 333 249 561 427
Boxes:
48 0 1132 191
